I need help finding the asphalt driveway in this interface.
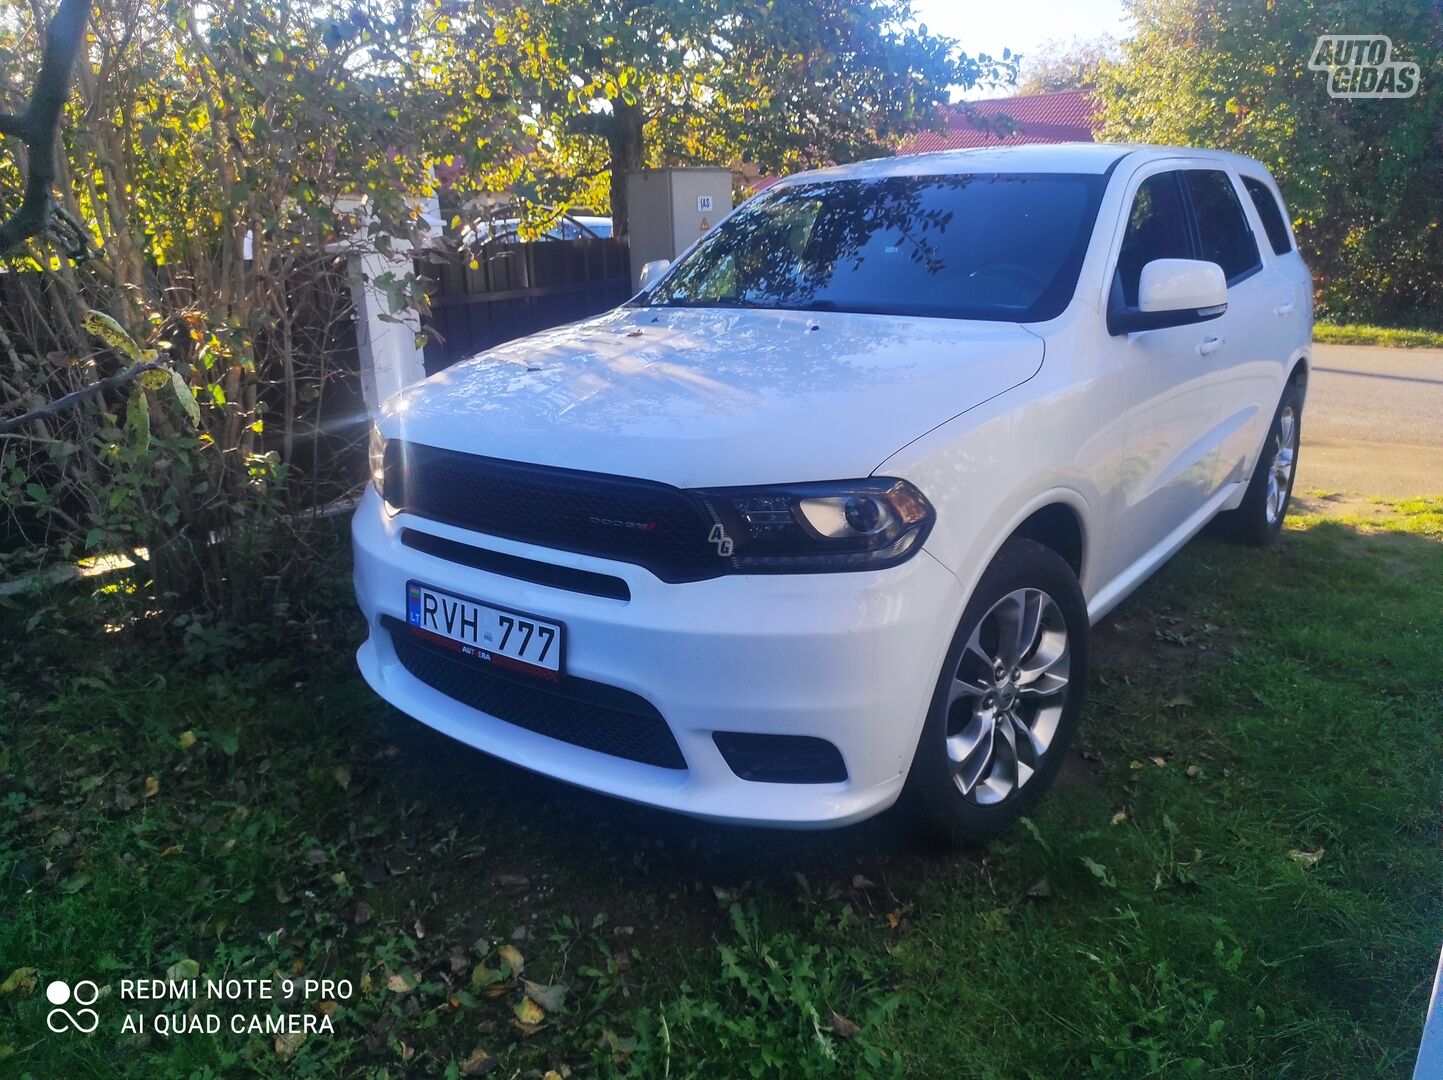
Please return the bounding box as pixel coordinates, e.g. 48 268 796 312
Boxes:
1296 343 1443 498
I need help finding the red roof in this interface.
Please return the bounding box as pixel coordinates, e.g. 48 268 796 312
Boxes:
902 90 1099 153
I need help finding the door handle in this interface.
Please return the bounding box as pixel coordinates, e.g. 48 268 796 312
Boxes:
1197 336 1225 356
1274 301 1295 316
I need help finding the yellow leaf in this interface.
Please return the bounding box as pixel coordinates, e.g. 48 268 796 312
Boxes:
387 971 418 993
177 730 196 749
498 945 524 975
514 997 545 1026
143 776 160 798
0 968 37 996
459 1047 495 1076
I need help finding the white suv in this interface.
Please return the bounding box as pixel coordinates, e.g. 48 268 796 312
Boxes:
353 144 1312 839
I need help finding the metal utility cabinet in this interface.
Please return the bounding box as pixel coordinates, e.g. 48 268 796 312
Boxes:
624 167 734 291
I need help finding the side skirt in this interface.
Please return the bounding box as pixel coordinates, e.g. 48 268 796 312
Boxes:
1086 481 1244 625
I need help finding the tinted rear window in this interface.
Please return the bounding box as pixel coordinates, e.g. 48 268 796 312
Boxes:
1242 176 1292 255
642 173 1107 322
1184 170 1261 282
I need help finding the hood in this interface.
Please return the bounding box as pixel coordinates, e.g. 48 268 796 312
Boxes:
381 306 1043 488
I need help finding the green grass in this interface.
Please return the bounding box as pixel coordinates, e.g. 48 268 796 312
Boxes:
2 502 1441 1078
1315 322 1443 349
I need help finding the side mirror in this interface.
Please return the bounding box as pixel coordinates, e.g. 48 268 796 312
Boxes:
637 258 671 291
1108 258 1227 335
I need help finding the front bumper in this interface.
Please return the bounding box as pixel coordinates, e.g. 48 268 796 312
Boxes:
352 487 963 827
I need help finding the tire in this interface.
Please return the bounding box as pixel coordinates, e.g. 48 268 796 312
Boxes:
1222 382 1302 546
901 538 1089 845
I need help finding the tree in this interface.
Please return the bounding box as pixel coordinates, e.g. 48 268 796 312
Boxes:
1094 0 1443 327
1016 36 1121 95
0 0 516 612
0 0 88 252
470 0 1012 235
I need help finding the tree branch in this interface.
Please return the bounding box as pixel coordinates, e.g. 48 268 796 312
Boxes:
0 360 163 435
0 0 91 254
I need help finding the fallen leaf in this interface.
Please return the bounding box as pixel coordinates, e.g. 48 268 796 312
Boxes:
498 945 524 976
458 1047 496 1076
1289 847 1325 867
1185 765 1202 778
525 980 567 1012
828 1010 859 1038
333 765 351 790
495 873 528 887
1026 878 1052 899
603 1029 638 1060
177 730 196 750
470 963 504 992
0 968 36 996
851 874 876 889
514 997 546 1026
1150 756 1167 768
1110 809 1128 826
386 970 418 994
351 901 373 925
143 776 160 798
1164 694 1195 709
886 909 902 929
274 1030 306 1059
167 959 200 982
543 1072 563 1080
1129 760 1144 770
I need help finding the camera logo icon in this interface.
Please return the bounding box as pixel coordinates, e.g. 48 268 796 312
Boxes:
45 979 100 1034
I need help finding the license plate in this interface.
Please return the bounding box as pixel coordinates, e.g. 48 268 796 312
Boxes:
405 581 564 679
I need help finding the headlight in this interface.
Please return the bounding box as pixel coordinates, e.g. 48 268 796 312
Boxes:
368 425 387 498
693 478 934 572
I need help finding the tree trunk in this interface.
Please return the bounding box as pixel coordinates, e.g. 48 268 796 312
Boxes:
606 97 645 239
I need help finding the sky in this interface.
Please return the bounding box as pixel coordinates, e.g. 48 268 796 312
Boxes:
910 0 1134 97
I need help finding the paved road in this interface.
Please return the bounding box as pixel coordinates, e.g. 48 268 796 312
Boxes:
1295 343 1443 498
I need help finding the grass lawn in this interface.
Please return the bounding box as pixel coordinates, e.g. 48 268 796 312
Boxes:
1315 323 1443 349
2 499 1441 1078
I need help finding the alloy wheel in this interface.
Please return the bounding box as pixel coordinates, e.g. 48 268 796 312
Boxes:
1265 405 1298 526
945 588 1071 806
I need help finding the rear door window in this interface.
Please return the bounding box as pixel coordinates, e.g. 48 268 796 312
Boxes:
1115 172 1192 307
1241 176 1293 255
1184 170 1261 283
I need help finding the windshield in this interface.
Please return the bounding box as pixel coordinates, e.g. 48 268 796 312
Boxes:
641 173 1106 322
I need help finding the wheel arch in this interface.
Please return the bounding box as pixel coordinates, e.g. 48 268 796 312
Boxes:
958 488 1092 604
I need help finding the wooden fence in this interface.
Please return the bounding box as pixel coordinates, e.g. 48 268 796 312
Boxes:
416 237 631 373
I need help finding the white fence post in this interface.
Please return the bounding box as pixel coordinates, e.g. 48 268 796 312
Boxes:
336 192 441 415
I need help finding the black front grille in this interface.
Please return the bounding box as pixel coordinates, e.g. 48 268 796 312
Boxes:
712 732 848 784
384 442 723 582
402 528 631 601
384 616 686 769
